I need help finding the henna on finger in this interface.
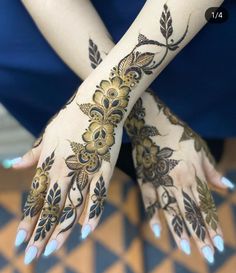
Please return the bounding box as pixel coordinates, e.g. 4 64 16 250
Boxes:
22 151 55 219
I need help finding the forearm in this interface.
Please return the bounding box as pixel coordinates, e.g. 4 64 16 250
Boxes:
74 0 224 122
21 0 114 79
23 0 224 122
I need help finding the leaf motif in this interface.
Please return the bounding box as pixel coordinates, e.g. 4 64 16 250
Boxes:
102 151 111 162
140 126 159 137
146 201 160 220
138 33 148 43
160 4 173 39
196 175 218 231
160 175 174 187
183 190 206 241
60 206 74 223
118 53 134 76
88 39 102 69
77 170 89 191
172 215 184 237
158 147 173 158
65 155 81 170
135 52 155 67
79 103 93 117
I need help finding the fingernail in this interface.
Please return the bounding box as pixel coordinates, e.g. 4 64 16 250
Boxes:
2 157 22 168
81 224 91 240
15 229 27 247
221 177 235 189
180 239 191 255
202 245 214 264
24 246 38 265
44 240 58 256
213 235 224 252
152 224 161 238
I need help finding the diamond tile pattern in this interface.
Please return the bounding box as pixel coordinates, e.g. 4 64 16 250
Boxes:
0 171 235 273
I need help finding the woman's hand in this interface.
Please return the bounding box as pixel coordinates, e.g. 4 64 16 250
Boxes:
13 76 126 263
125 90 234 263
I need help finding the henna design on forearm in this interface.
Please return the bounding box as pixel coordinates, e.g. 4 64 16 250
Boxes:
34 183 61 241
89 39 103 69
58 4 189 235
22 151 55 219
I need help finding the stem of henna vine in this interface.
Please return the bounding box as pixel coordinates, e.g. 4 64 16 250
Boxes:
57 3 190 236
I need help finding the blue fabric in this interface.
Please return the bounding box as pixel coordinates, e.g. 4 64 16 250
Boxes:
0 0 235 140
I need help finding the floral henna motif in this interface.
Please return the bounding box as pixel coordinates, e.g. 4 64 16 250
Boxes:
196 175 218 232
22 151 55 219
34 183 61 241
58 4 189 235
125 98 182 237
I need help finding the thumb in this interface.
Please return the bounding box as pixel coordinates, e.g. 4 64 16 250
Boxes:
12 136 43 169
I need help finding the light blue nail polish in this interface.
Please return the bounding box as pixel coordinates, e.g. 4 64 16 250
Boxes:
180 239 191 255
15 229 27 247
2 157 22 168
44 240 58 257
202 245 214 264
81 224 91 240
221 177 235 189
24 246 38 265
213 235 224 252
152 224 161 238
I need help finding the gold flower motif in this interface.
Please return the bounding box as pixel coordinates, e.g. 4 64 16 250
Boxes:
94 76 130 109
136 138 158 169
83 122 114 156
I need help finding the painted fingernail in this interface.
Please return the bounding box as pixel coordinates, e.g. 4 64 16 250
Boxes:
2 157 22 168
202 245 214 264
24 245 38 265
221 177 235 189
213 235 224 252
180 239 191 255
152 224 161 238
81 224 91 240
15 229 27 247
44 240 58 256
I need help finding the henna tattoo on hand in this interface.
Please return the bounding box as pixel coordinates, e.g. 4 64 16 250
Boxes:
148 91 215 165
196 175 218 232
22 151 55 219
182 190 206 241
34 183 61 241
89 176 107 219
58 4 189 235
125 97 183 237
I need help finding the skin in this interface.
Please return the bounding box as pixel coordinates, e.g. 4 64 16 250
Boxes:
15 0 227 263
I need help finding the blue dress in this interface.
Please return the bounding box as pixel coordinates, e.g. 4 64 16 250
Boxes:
0 0 235 140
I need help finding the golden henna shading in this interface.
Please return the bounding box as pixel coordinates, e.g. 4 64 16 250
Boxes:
58 3 190 234
22 151 55 219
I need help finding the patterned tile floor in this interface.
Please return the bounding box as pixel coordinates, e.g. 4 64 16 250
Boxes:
0 168 235 273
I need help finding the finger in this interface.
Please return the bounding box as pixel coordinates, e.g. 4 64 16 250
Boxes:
203 153 235 190
157 186 191 255
15 150 55 248
43 169 91 256
139 181 162 238
80 169 112 240
24 171 71 265
12 135 43 169
191 172 224 252
178 187 215 264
